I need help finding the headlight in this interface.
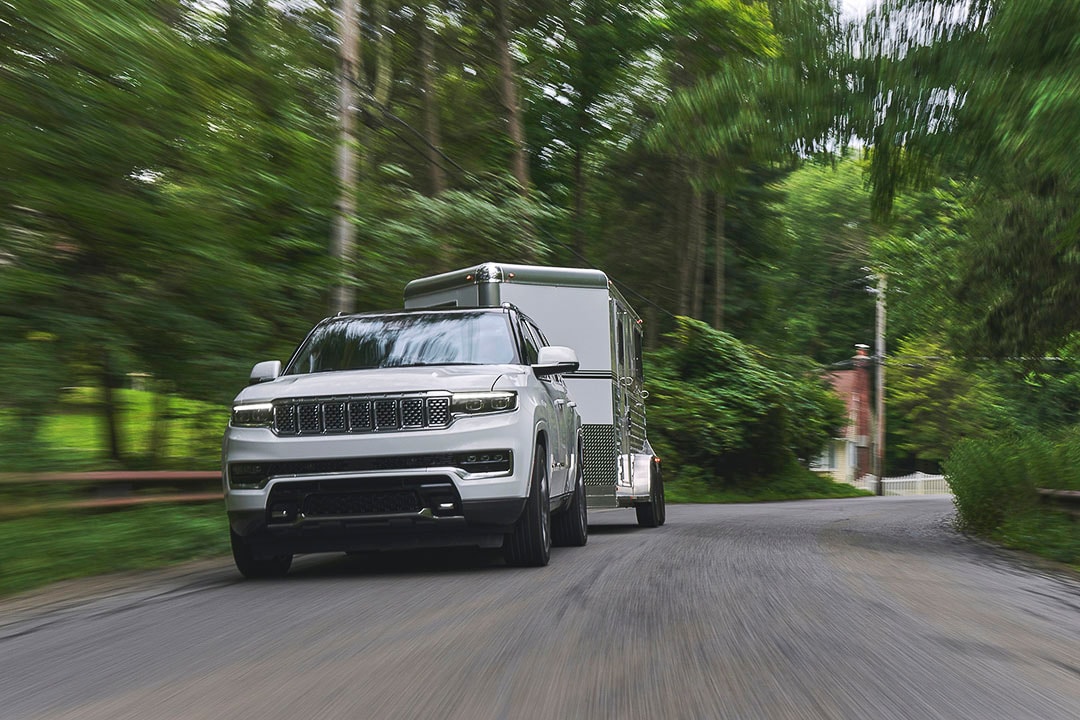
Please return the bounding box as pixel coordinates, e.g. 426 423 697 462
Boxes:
231 402 274 428
451 391 517 415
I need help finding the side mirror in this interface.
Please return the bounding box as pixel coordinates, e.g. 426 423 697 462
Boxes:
533 346 579 377
249 360 282 385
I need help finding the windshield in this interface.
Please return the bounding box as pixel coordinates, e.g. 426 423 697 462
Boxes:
285 311 518 375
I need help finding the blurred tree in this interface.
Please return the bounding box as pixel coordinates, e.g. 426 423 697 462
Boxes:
765 157 875 364
887 336 1012 471
854 0 1080 357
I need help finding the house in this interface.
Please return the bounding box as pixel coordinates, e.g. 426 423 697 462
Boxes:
811 345 873 483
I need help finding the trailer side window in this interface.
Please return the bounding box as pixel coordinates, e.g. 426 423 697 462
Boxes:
633 328 644 383
616 315 627 375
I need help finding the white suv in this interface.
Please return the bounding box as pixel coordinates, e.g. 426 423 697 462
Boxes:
222 306 587 577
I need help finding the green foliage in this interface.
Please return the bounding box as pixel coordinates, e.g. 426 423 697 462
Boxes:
944 436 1036 535
995 510 1080 566
0 389 225 473
946 428 1080 565
646 317 845 486
0 504 229 598
665 461 870 503
944 429 1080 535
887 336 1012 469
767 158 875 363
854 0 1080 356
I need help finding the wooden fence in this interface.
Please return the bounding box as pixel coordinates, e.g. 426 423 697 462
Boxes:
0 471 221 519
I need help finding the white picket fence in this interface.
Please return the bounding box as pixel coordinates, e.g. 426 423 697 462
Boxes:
853 471 952 496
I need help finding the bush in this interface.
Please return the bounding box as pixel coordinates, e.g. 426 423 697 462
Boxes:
646 317 846 488
944 436 1035 534
944 428 1080 534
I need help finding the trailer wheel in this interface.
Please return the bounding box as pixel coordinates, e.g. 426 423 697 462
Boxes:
635 462 664 528
504 441 551 567
552 449 588 547
656 467 666 527
230 529 292 579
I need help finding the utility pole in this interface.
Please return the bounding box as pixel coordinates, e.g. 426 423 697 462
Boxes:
331 0 358 315
874 273 887 496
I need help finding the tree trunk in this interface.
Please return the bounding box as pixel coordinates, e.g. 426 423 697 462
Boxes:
373 0 393 107
331 0 359 314
713 193 726 330
493 0 529 194
101 351 123 464
148 381 169 464
419 5 446 197
691 187 706 320
677 174 697 316
572 141 586 258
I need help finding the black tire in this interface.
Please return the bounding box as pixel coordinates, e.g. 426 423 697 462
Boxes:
552 449 588 547
230 529 292 579
635 463 663 528
504 441 551 567
656 467 666 527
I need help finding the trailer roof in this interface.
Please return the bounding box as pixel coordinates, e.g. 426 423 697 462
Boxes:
404 262 610 297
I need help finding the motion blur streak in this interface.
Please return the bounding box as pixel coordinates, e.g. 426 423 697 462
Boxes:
1 498 1078 720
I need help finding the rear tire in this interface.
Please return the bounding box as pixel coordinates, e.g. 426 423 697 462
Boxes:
230 529 292 579
635 462 664 528
552 450 588 547
504 442 551 567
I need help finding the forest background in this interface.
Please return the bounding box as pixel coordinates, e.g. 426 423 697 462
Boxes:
3 0 1080 516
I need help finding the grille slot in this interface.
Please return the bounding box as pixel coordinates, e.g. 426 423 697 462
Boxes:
297 403 321 434
401 398 424 428
274 405 297 435
375 400 399 429
302 490 421 517
427 397 450 425
348 401 372 431
324 402 346 433
273 395 452 436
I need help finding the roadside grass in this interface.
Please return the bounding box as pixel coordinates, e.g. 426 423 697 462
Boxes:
666 469 871 504
992 510 1080 567
0 503 229 598
945 432 1080 570
0 388 226 473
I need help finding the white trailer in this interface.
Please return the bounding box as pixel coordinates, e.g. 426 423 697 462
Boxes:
404 262 665 527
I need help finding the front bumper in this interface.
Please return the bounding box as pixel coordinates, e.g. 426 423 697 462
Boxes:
222 410 535 545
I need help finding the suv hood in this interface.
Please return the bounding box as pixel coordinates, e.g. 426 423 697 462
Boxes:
234 365 526 404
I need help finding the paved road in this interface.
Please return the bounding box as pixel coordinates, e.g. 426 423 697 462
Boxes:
1 497 1079 720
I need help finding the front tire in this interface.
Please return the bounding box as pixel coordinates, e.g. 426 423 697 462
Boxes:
230 529 292 579
504 441 551 567
552 449 588 547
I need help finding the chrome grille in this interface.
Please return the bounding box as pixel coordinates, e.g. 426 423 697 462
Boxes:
273 395 452 436
582 424 618 487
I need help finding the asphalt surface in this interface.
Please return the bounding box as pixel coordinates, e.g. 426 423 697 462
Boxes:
1 497 1079 720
